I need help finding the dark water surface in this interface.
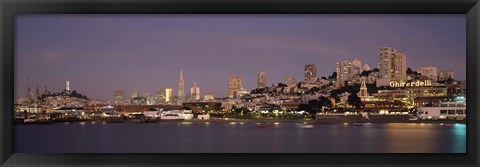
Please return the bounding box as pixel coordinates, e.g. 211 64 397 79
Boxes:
15 122 466 153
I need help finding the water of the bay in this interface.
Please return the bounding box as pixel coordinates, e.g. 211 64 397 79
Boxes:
15 122 466 153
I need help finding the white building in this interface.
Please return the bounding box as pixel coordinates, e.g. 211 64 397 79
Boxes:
416 100 466 120
336 60 352 85
378 47 407 81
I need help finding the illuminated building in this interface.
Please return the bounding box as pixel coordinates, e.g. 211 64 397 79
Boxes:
65 81 70 92
131 91 138 98
378 47 407 81
421 66 438 81
359 79 368 97
165 88 173 103
304 63 317 82
190 82 200 101
204 93 215 101
438 70 454 81
336 60 352 85
114 90 125 102
155 89 164 104
257 72 266 88
228 75 242 98
285 74 297 88
177 70 185 104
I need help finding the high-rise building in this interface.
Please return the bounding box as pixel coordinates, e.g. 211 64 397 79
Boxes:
155 89 164 104
421 66 438 81
190 82 200 101
131 91 138 98
65 81 70 93
142 92 155 105
438 70 454 81
177 70 185 104
285 74 297 87
378 47 407 81
228 75 242 98
257 72 266 88
336 60 352 85
165 88 173 103
114 90 125 102
351 59 362 76
304 63 317 82
204 93 215 101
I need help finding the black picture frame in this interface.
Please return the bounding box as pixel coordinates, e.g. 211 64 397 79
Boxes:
1 0 479 166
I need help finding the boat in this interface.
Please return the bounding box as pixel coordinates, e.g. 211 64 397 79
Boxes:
442 123 454 127
23 116 53 124
144 118 159 123
255 125 275 129
354 123 364 126
416 99 466 120
160 110 194 120
301 125 315 128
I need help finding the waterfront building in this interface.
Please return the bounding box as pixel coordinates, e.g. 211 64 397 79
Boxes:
416 100 466 120
190 82 200 101
257 72 266 88
228 75 242 98
304 63 317 82
204 93 215 101
114 90 125 102
438 70 454 81
177 70 185 104
421 66 438 81
165 88 173 103
378 47 407 81
336 60 352 85
115 104 182 114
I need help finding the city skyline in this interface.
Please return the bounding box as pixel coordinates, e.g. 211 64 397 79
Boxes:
16 15 466 100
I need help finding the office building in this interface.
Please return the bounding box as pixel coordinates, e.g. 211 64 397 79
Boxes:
178 70 185 104
204 93 215 101
114 90 125 102
336 60 352 85
228 75 242 98
378 47 407 81
190 82 200 101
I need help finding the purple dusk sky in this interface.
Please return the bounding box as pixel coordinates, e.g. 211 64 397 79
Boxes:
15 14 466 100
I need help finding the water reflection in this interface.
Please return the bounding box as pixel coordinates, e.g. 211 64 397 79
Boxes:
14 122 466 153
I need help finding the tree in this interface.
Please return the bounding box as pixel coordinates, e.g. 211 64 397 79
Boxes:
372 68 380 72
347 93 363 109
278 83 287 87
406 67 413 74
328 72 337 80
321 76 327 80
